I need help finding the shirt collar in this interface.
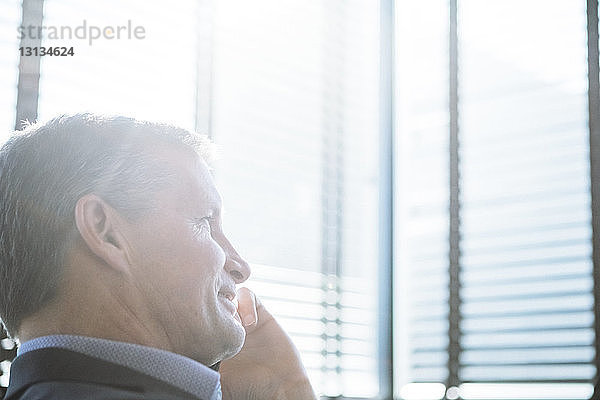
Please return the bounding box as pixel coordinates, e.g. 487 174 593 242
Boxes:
18 335 222 400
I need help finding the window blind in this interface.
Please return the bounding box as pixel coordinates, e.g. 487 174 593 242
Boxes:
459 1 594 397
395 0 450 398
396 1 596 399
209 0 380 397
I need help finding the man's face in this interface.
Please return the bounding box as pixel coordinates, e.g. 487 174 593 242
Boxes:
122 146 250 366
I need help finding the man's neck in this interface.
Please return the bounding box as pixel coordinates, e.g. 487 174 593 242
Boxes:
18 281 172 353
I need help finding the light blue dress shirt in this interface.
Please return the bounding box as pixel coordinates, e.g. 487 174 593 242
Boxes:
17 335 222 400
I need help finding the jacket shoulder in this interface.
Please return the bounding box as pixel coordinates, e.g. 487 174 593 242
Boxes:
13 381 166 400
4 348 200 400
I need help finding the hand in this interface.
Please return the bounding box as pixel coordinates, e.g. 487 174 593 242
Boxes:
219 287 317 400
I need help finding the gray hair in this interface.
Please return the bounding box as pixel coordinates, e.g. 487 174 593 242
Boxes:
0 113 214 337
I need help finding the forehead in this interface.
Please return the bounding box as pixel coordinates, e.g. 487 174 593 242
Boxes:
150 145 221 212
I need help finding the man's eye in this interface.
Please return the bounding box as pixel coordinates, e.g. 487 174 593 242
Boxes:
192 217 212 236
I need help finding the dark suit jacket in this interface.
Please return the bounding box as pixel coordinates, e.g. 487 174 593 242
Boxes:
3 348 205 400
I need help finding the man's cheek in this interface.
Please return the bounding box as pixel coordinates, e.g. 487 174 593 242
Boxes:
205 242 227 270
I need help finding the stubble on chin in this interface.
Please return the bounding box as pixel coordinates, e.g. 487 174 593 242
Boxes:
202 309 246 365
217 322 246 362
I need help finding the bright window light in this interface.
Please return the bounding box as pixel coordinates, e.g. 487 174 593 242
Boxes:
459 383 594 400
399 382 446 400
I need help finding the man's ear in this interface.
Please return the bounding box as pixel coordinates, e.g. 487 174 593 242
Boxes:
74 194 131 275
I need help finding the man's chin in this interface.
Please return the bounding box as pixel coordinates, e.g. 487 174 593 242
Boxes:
227 321 246 356
212 319 246 363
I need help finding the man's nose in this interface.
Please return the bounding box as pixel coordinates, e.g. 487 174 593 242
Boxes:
224 255 251 284
219 233 251 283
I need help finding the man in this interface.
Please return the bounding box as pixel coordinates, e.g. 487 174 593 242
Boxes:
0 114 316 400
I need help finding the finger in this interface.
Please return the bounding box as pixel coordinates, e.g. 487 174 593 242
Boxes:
237 287 257 329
